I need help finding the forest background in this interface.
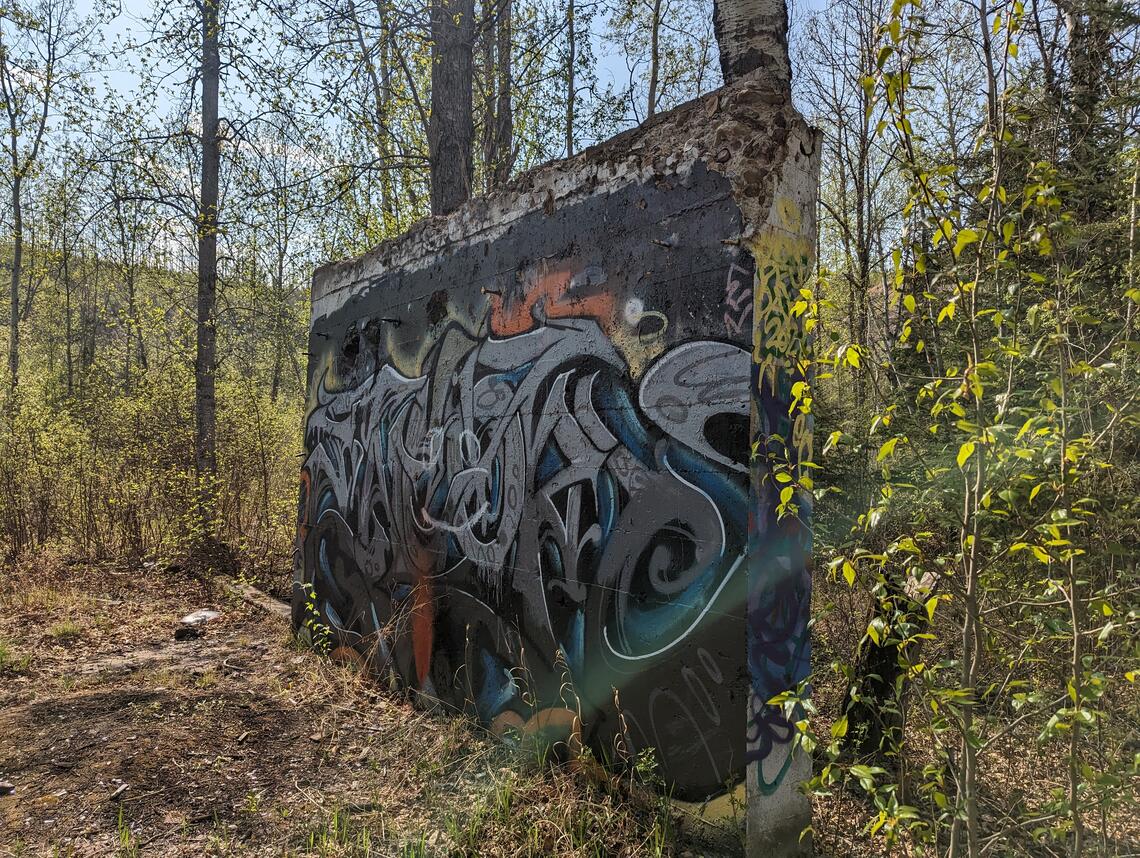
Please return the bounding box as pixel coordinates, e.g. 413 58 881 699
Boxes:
0 0 1137 854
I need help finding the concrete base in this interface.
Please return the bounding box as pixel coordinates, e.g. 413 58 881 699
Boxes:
747 750 812 856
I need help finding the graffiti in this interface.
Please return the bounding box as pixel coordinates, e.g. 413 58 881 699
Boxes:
753 235 811 406
298 308 752 800
723 261 753 337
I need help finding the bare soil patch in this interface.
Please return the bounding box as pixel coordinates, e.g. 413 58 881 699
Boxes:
0 557 738 857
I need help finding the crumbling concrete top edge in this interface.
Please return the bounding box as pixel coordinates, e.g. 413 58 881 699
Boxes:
311 75 812 324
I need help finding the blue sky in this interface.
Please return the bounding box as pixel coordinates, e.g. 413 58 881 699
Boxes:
77 0 829 123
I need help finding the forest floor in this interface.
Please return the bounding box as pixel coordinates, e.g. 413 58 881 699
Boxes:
0 556 741 858
5 557 1122 857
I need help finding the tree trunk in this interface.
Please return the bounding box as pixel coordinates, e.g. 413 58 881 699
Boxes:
196 0 221 535
63 239 73 398
565 0 575 157
647 0 662 117
480 12 495 192
9 173 21 394
270 334 282 403
271 257 285 402
378 17 395 225
493 0 513 186
124 264 147 388
712 0 791 92
80 251 97 386
429 0 475 215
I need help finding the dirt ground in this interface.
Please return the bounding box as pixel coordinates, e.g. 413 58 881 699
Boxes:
0 557 741 857
7 558 1128 857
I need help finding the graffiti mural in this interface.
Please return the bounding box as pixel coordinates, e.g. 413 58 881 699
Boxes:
295 156 813 818
300 313 750 798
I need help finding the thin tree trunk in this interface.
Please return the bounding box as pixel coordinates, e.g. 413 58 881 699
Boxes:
1126 151 1138 361
378 13 395 224
429 0 475 215
196 0 221 536
80 251 97 385
481 12 495 192
124 262 147 385
9 173 20 393
1058 281 1084 858
565 0 575 156
349 0 398 225
493 0 513 185
271 255 285 402
647 0 662 117
63 239 73 397
0 8 56 396
270 335 282 403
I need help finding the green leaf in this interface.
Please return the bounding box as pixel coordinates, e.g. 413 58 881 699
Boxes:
957 441 975 468
823 430 843 455
877 437 900 461
842 560 856 586
849 764 882 781
903 294 916 313
867 620 882 646
831 715 849 739
953 228 980 258
925 596 938 620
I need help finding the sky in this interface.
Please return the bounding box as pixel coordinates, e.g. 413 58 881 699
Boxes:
76 0 829 130
77 0 633 118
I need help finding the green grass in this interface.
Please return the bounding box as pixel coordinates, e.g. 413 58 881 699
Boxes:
0 638 31 674
48 620 82 644
116 807 139 858
303 806 387 856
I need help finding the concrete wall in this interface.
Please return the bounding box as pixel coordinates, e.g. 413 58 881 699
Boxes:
294 75 818 854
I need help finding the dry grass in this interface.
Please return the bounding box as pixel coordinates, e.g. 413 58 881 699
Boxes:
5 554 1134 857
0 554 734 857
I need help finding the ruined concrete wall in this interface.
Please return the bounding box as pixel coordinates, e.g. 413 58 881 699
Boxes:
295 74 818 855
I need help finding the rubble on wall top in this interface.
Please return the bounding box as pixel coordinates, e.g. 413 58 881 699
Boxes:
311 73 815 322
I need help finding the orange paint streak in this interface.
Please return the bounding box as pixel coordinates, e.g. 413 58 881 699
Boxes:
297 468 312 545
409 543 435 688
490 270 616 335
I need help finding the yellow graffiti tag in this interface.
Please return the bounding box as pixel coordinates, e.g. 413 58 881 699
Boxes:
750 228 813 398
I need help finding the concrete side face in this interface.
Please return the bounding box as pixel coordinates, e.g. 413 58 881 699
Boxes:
295 78 816 848
746 121 819 856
